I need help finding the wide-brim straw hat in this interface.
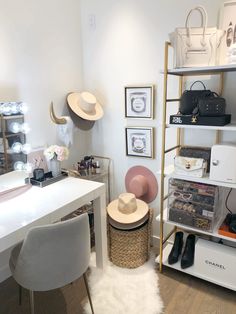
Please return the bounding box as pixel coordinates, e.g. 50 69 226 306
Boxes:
67 91 103 121
107 193 149 230
125 166 158 203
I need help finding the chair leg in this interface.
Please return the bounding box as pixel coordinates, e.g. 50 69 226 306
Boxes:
18 284 22 305
29 290 35 314
83 273 94 314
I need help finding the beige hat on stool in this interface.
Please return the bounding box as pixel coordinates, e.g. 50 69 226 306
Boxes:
67 91 103 121
107 193 149 230
125 166 158 203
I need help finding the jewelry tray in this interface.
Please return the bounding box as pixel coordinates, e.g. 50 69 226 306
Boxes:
25 171 68 188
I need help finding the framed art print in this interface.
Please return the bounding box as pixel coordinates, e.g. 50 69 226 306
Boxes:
125 127 154 158
219 1 236 65
125 85 154 119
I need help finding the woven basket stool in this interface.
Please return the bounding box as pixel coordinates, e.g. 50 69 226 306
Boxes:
108 208 153 268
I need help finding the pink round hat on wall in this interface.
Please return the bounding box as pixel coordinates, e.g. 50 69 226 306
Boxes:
125 166 158 203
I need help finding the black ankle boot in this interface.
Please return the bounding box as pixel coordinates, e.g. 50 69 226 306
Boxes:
181 234 196 269
168 231 183 265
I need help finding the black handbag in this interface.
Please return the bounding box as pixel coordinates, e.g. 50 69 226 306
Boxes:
197 93 226 116
179 81 213 115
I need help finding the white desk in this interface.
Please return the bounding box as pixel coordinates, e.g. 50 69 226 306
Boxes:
0 172 107 281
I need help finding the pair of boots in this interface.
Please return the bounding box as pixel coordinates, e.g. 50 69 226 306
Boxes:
168 232 195 269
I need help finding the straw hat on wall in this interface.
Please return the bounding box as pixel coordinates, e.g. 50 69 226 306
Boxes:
67 92 103 121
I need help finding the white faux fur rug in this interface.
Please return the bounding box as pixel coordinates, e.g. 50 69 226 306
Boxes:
83 253 163 314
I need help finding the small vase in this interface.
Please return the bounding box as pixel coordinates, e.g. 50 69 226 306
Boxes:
49 158 61 177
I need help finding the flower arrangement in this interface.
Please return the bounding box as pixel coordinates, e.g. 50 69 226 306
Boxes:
44 145 69 161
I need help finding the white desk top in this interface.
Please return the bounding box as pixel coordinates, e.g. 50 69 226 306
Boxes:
0 172 105 253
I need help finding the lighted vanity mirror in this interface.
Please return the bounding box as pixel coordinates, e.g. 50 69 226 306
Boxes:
0 102 31 176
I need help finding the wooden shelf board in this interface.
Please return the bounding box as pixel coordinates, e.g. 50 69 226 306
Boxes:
155 243 236 291
156 208 236 243
166 64 236 76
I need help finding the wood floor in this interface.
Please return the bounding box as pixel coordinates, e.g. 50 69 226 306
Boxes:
0 255 236 314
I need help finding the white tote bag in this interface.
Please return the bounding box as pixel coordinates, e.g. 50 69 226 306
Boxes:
169 6 225 68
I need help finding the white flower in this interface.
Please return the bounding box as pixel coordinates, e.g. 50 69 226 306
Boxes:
44 145 69 161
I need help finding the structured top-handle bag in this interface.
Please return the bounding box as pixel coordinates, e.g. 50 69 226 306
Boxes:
169 6 225 68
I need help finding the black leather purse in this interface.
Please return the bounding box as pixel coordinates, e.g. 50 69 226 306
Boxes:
197 93 226 116
179 81 213 115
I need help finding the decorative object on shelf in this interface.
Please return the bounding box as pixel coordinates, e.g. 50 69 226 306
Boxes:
67 91 103 121
174 156 207 178
168 178 220 232
107 193 149 230
125 127 154 158
125 165 158 203
210 144 236 183
124 85 154 119
179 81 226 117
218 213 236 238
219 1 236 65
49 157 61 177
49 102 74 147
169 6 225 68
169 113 231 126
179 146 211 173
44 145 69 177
194 238 236 289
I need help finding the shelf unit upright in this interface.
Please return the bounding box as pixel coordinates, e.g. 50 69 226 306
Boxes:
158 41 236 283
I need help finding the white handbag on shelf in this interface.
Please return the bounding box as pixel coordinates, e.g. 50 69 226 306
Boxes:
169 6 225 68
174 156 207 178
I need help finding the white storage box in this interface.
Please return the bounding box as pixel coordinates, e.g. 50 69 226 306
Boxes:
210 144 236 183
195 238 236 290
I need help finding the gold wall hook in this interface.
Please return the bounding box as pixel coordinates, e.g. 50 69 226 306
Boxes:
49 102 67 124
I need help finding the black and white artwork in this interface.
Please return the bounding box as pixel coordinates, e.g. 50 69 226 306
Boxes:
125 86 154 119
125 127 153 158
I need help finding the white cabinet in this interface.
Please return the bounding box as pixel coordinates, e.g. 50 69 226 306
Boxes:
156 41 236 291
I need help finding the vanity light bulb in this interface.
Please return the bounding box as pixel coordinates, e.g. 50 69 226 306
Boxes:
14 161 24 171
2 103 12 115
12 142 22 153
9 122 21 133
21 122 30 134
19 102 28 114
10 102 18 114
22 143 32 155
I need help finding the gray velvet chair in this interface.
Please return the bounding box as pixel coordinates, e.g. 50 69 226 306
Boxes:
9 213 94 314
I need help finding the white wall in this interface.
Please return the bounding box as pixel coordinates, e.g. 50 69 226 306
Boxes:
80 0 225 240
0 0 88 166
0 0 89 282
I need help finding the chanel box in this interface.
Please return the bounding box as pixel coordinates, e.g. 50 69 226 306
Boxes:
194 238 236 290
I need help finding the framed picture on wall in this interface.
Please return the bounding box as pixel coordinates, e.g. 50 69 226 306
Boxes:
219 1 236 65
125 127 154 158
125 85 154 119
